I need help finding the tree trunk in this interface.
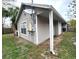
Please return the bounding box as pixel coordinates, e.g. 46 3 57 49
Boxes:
12 24 16 36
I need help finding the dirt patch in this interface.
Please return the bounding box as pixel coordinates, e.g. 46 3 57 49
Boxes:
15 35 63 59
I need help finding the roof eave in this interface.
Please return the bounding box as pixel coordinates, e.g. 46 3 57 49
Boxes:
15 3 67 24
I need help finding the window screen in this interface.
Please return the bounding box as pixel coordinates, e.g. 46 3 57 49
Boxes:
21 22 26 34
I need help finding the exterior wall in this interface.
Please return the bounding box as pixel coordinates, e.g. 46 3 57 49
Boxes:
17 11 36 44
62 24 67 32
54 21 62 35
37 16 62 44
37 16 49 44
58 21 62 35
17 11 63 45
53 21 58 35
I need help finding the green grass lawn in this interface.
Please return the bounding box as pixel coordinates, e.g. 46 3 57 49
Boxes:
2 34 45 59
2 34 20 59
58 32 76 59
2 32 76 59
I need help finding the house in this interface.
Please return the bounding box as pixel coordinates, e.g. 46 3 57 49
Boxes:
15 3 66 54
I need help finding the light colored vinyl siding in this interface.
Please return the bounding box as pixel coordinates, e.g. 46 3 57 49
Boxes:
17 11 36 44
53 21 58 35
58 21 62 35
37 16 49 44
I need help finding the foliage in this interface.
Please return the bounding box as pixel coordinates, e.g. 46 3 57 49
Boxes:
68 19 76 32
67 0 76 19
8 7 19 24
2 7 19 24
69 19 76 28
2 7 19 32
2 8 9 17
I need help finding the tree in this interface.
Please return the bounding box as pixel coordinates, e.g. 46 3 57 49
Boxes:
2 8 9 17
2 0 19 32
67 0 76 19
68 19 76 32
9 7 19 32
2 7 10 34
2 7 19 32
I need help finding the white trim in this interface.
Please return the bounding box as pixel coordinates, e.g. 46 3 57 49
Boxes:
20 21 28 36
49 10 55 54
36 14 38 45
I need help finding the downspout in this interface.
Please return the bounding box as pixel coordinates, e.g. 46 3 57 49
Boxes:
49 10 55 54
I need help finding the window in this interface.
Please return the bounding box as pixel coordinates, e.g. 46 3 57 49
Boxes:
21 22 26 34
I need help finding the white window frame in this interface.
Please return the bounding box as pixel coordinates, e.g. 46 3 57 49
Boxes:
21 21 28 35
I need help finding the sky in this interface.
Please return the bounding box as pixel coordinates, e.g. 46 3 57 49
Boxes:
2 17 12 28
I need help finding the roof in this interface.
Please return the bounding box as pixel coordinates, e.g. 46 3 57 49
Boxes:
15 3 66 24
21 3 52 9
